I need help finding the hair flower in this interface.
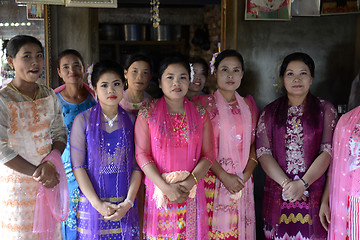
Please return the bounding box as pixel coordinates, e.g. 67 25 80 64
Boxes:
210 52 220 75
86 64 94 88
189 63 194 83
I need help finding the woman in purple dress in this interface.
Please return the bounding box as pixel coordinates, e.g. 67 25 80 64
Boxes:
256 52 337 239
70 61 141 239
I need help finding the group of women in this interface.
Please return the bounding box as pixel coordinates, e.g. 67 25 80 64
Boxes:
0 34 359 240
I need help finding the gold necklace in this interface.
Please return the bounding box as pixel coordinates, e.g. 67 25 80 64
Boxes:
172 112 186 132
9 82 40 123
9 82 38 101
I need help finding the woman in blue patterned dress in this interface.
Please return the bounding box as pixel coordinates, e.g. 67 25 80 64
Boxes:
54 49 96 240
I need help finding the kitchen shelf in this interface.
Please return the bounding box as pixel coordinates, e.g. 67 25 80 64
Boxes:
99 40 185 45
99 39 188 67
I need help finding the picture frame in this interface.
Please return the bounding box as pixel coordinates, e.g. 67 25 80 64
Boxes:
321 0 360 15
16 0 64 5
27 4 45 20
245 0 291 20
65 0 117 8
291 0 321 16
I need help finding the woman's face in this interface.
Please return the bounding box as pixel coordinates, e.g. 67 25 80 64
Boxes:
95 72 124 107
159 63 189 101
7 43 44 84
57 54 85 85
188 63 207 93
124 61 151 92
283 60 312 99
215 56 243 94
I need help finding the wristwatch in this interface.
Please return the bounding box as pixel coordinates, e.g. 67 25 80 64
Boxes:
300 178 309 189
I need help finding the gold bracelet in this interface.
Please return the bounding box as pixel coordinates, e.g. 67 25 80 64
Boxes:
191 172 198 185
250 157 258 166
280 178 291 188
45 161 56 170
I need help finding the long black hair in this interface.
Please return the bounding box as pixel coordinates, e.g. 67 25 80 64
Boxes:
158 55 190 80
91 60 124 88
6 35 43 58
124 53 153 73
214 49 244 71
57 49 85 68
280 52 315 78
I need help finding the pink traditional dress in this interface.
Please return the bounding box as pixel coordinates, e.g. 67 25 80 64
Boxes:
0 84 67 240
193 91 259 240
328 105 360 240
256 94 337 240
120 90 152 115
135 97 215 240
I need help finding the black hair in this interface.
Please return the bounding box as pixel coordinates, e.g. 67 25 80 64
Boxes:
124 53 153 73
57 49 85 68
158 55 190 80
190 57 209 78
280 52 315 78
91 60 124 88
6 35 43 58
214 49 244 72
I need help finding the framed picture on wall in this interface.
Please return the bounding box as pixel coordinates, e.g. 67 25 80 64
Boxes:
26 3 44 20
16 0 64 5
245 0 291 20
292 0 321 16
321 0 360 14
65 0 117 8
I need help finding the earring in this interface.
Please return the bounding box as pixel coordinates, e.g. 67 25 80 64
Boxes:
124 80 128 89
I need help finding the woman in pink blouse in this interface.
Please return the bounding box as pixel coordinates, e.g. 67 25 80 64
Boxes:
134 55 215 239
319 105 360 239
193 49 259 240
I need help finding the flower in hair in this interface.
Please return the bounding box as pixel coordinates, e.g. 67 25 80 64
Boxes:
210 52 220 75
189 63 194 83
86 64 94 89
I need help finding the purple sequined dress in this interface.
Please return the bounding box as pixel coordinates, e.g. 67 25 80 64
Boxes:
70 104 140 239
256 95 337 240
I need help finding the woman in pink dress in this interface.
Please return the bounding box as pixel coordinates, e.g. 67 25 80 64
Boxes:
135 55 215 239
186 57 209 100
193 49 258 240
319 105 360 239
120 54 153 115
120 53 154 237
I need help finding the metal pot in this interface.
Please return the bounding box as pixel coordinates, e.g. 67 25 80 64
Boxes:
99 24 121 41
151 24 173 41
123 24 148 41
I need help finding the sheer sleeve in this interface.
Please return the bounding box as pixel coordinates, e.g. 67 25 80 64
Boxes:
320 100 338 156
70 111 88 169
244 95 259 143
132 157 141 172
134 112 155 170
50 91 67 144
200 110 215 164
0 96 17 164
256 110 273 159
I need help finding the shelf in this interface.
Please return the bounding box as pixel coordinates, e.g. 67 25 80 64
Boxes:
99 39 188 65
99 40 185 45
